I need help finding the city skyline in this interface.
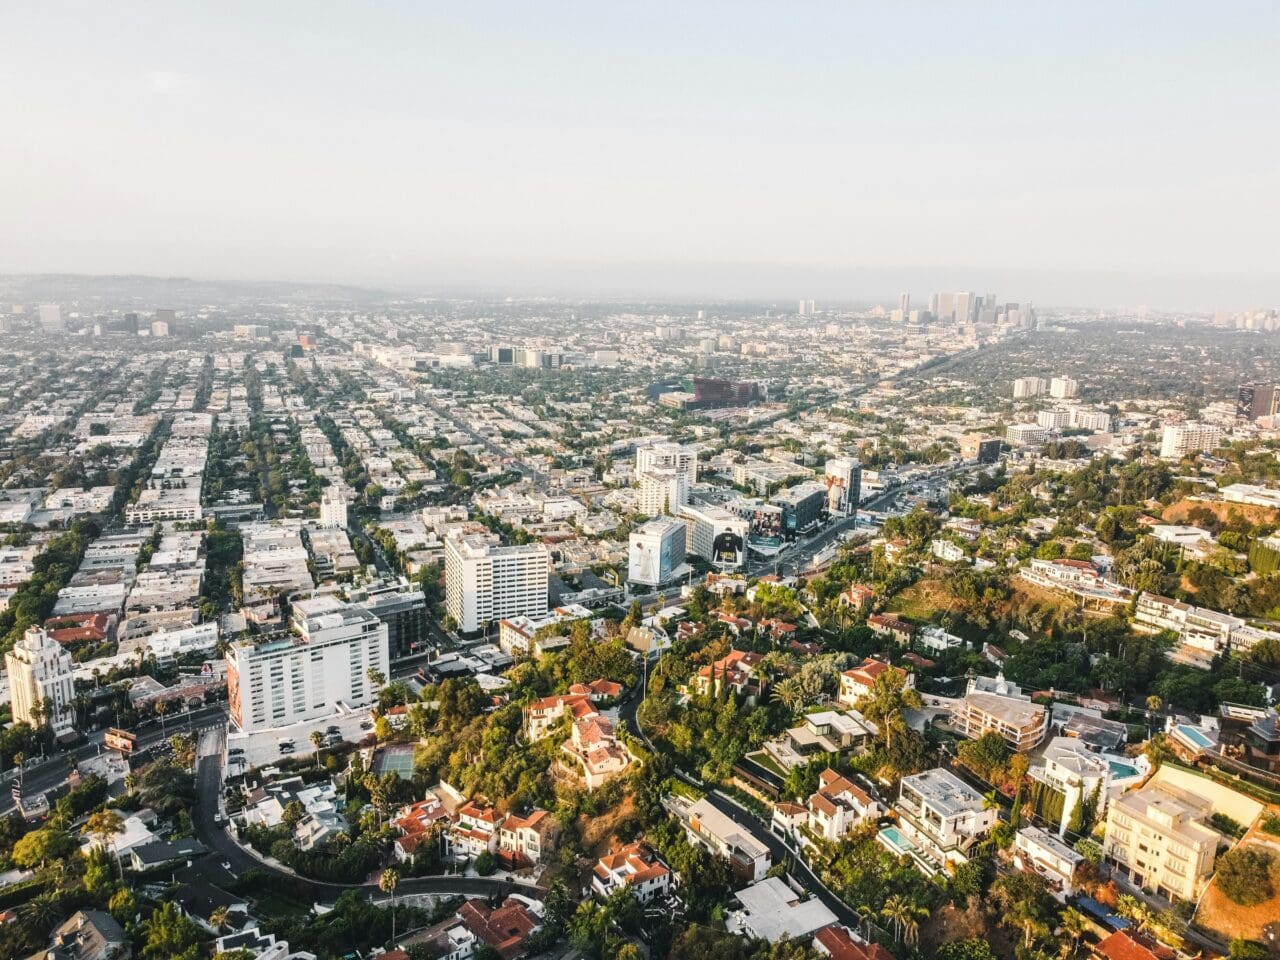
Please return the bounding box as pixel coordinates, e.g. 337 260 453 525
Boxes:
2 2 1277 310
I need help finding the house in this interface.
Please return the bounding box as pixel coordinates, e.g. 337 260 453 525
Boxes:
591 841 673 903
893 768 997 869
127 837 207 872
568 678 622 703
457 897 541 960
562 715 632 790
764 711 872 770
171 881 250 935
692 649 766 700
806 769 880 843
497 809 559 868
214 928 317 960
523 693 596 742
930 539 965 563
838 658 912 707
1032 737 1112 835
1012 826 1084 900
35 910 130 960
393 793 451 862
917 624 964 653
813 924 895 960
838 584 875 612
666 794 771 882
450 799 502 858
867 614 913 646
726 876 837 944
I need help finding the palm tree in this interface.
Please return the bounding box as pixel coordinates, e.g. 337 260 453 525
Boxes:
1145 695 1162 736
83 808 126 878
209 905 230 933
860 669 922 753
367 667 386 690
881 895 911 943
380 866 400 945
311 730 326 766
1058 906 1086 957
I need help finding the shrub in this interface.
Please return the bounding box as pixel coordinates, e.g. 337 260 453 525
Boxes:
1215 846 1275 906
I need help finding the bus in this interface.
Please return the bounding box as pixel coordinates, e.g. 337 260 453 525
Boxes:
104 728 137 755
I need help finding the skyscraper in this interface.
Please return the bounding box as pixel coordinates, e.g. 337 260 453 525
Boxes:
898 292 910 316
1237 383 1279 421
5 626 76 737
955 291 975 324
445 535 550 634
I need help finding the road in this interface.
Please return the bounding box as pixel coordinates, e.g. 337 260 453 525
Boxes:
190 728 524 905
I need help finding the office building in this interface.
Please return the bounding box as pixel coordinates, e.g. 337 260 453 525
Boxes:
1237 383 1279 421
898 292 910 316
38 303 64 332
226 597 390 732
1102 780 1219 901
822 458 861 515
628 517 687 587
1159 422 1222 460
954 291 975 324
772 482 827 537
677 502 748 569
444 535 549 634
1006 423 1048 445
5 626 76 737
1049 376 1078 399
960 434 1001 464
1012 377 1046 399
348 576 430 661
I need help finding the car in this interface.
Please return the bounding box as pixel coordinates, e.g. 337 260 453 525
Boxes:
326 725 340 735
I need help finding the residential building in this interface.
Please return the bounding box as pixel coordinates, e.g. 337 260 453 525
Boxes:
1102 780 1220 901
39 910 128 960
637 467 688 515
1012 376 1046 399
1033 737 1111 835
813 924 895 960
627 516 688 587
226 599 390 732
1012 826 1084 900
895 768 997 867
456 897 541 960
823 458 862 514
1159 422 1222 459
867 614 913 645
1049 376 1078 399
952 673 1048 751
1220 483 1280 509
498 604 593 658
319 489 348 529
347 577 429 661
524 692 596 742
839 657 911 707
563 714 632 790
667 795 772 882
764 711 873 770
5 626 75 737
1006 423 1048 445
726 877 837 944
634 440 698 487
691 649 766 699
591 842 673 903
806 769 880 843
497 809 559 867
444 535 550 634
451 799 502 858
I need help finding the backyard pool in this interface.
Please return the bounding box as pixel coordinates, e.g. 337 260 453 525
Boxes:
1108 760 1140 779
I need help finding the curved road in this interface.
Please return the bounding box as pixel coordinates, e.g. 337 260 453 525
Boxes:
192 740 521 906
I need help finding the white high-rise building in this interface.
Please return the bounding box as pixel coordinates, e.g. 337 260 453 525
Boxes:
1160 423 1222 460
955 291 975 324
38 304 64 333
634 440 697 487
637 468 688 516
1070 409 1112 433
445 535 550 634
1036 409 1072 430
226 597 390 732
5 626 76 736
677 503 748 569
1049 377 1079 399
899 293 910 316
319 488 348 529
1013 377 1047 399
628 518 687 587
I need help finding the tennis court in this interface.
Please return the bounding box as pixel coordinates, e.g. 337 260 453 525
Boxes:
372 744 416 778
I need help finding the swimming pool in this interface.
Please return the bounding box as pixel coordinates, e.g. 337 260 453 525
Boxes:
879 826 917 855
1177 724 1214 749
1108 760 1139 779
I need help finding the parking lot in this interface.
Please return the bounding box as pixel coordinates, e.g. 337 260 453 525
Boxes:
224 709 375 773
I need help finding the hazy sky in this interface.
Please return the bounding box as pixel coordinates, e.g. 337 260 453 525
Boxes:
2 3 1276 308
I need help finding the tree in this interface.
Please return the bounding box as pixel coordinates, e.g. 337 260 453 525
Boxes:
380 866 401 946
936 940 998 960
210 906 230 932
282 799 306 832
140 901 203 960
1215 846 1275 906
475 850 496 875
858 667 922 754
83 808 126 878
311 729 326 766
12 827 75 869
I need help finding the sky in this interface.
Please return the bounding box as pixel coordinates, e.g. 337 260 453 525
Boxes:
1 2 1277 310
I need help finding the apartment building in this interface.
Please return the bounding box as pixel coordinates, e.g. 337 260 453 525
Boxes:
637 467 689 515
895 768 997 867
1013 826 1084 900
1012 377 1046 399
444 535 550 634
952 674 1048 752
677 502 749 569
226 598 389 732
1159 422 1222 460
627 517 687 587
634 440 698 487
497 809 559 867
1049 376 1078 399
1103 781 1220 901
